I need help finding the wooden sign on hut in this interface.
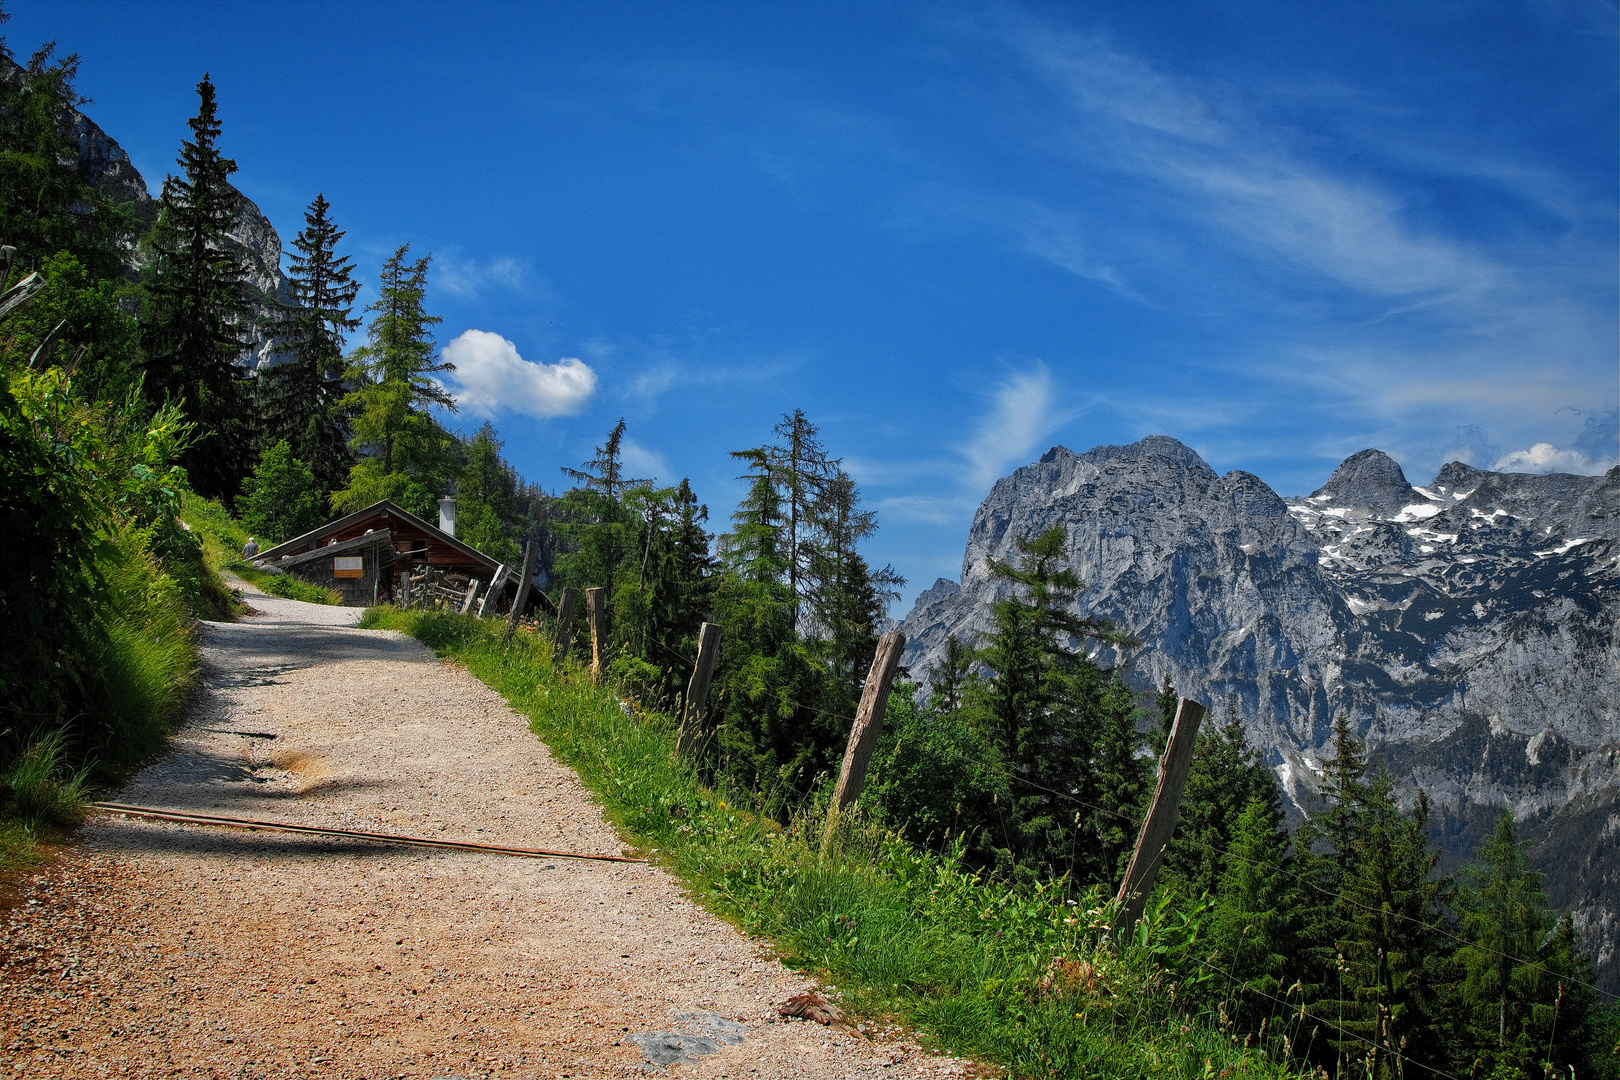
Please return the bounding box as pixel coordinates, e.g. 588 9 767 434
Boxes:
251 498 504 608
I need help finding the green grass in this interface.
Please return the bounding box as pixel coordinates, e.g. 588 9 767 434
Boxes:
179 493 340 605
364 607 1302 1079
230 564 342 605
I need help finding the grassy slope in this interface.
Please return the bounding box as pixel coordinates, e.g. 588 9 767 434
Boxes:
365 607 1299 1080
181 494 341 605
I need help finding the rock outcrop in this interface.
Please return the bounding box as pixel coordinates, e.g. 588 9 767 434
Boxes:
4 58 292 368
899 435 1620 990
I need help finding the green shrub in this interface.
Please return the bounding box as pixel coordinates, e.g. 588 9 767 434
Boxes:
238 440 324 545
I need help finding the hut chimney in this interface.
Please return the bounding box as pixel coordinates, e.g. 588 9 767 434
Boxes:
437 496 457 538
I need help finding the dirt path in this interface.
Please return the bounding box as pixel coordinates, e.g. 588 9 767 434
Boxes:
0 584 974 1080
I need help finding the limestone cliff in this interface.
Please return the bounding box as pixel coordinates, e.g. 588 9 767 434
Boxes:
899 435 1620 989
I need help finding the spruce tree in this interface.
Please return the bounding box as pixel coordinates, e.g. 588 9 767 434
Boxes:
927 634 974 715
1161 705 1282 899
968 526 1137 883
1324 783 1449 1078
139 73 255 501
455 422 521 565
333 244 456 518
259 193 359 493
553 418 647 595
1456 809 1599 1077
1207 795 1297 1032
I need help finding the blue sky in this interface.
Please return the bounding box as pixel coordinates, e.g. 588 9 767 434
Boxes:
8 0 1617 608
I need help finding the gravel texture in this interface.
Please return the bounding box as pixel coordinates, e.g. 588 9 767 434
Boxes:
0 583 976 1079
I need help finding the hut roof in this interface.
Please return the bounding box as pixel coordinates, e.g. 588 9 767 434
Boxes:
253 500 500 575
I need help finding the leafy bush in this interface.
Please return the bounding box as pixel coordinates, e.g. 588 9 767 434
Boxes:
238 439 324 544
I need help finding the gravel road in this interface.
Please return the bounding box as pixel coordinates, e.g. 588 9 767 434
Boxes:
0 583 976 1080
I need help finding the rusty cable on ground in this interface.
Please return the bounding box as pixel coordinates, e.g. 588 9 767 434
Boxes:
91 802 646 864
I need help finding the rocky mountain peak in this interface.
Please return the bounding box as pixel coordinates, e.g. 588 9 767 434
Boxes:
1429 460 1486 497
901 436 1620 990
5 57 291 369
1309 448 1417 517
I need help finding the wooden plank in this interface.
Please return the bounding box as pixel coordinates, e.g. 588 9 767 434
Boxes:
586 587 607 679
0 272 45 323
552 587 579 663
674 622 723 759
821 631 906 852
502 541 538 642
476 564 509 618
458 578 481 614
1114 696 1206 937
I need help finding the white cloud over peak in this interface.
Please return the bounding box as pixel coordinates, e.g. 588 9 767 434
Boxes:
442 330 597 418
963 365 1068 493
1492 443 1616 476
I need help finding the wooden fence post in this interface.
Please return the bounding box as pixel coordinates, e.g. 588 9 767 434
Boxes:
674 622 723 759
586 587 607 679
458 578 481 615
551 587 580 663
503 541 538 642
822 631 905 853
1114 696 1206 938
476 563 508 618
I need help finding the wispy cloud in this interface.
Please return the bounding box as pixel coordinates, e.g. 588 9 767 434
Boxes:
442 330 597 419
619 437 671 484
1005 20 1501 303
434 253 546 301
962 365 1069 492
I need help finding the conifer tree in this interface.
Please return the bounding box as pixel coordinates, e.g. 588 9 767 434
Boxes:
260 193 359 493
333 245 456 518
1324 783 1449 1077
139 73 255 501
1207 796 1297 1031
1161 706 1281 899
969 527 1137 882
804 471 903 703
1456 809 1600 1077
553 418 648 595
767 408 837 620
0 38 134 281
1294 712 1374 1012
455 422 521 565
927 634 974 715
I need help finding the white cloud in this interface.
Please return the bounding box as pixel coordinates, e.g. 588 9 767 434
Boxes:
619 437 671 484
962 365 1067 492
434 255 536 300
1492 443 1616 476
1009 23 1498 301
442 330 597 418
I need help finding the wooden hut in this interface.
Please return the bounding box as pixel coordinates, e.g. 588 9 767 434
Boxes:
252 499 502 608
